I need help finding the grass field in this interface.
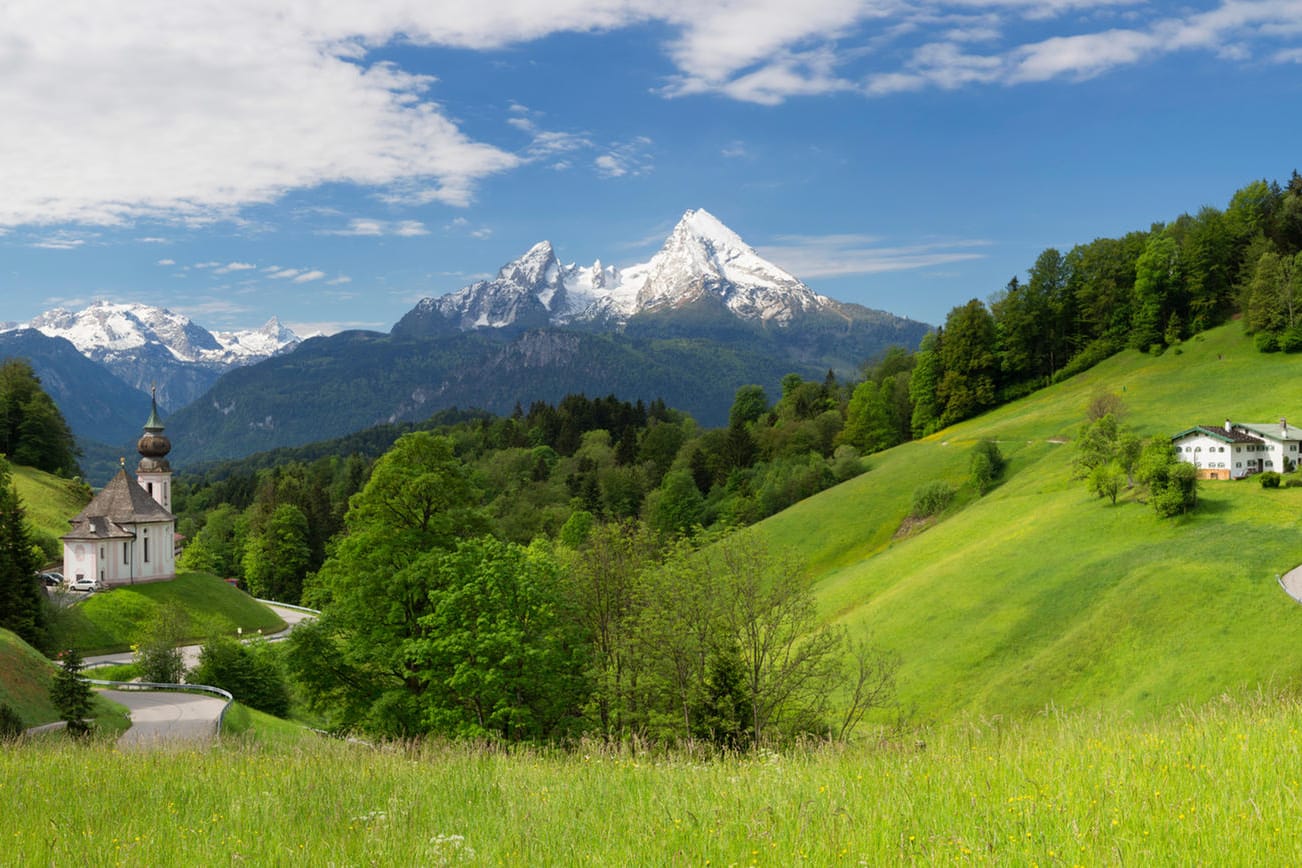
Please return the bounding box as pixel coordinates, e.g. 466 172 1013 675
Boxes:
6 688 1302 865
55 572 286 655
757 323 1302 724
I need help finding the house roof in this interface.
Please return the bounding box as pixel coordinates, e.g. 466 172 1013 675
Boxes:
1171 425 1262 445
1230 422 1300 443
62 517 135 541
66 468 173 528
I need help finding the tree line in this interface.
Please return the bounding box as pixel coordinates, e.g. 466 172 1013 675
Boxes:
284 431 895 744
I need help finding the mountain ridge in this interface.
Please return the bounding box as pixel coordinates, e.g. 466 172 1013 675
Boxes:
5 301 301 410
393 208 895 338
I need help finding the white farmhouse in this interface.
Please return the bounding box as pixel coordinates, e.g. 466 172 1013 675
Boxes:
1170 418 1302 480
60 392 176 586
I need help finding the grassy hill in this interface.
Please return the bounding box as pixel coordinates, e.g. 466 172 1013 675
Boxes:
760 322 1302 723
60 572 287 655
11 463 90 550
0 628 62 727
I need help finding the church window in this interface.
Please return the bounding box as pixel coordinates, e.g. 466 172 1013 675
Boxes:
143 529 150 563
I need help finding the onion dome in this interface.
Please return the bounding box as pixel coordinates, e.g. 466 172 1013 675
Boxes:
136 387 171 473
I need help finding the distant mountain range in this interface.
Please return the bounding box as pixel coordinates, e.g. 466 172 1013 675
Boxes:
164 210 930 464
2 211 931 473
4 301 302 411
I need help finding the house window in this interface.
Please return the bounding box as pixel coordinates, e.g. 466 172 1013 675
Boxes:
1236 462 1242 468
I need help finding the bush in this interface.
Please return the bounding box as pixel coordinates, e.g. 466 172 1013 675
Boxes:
1255 331 1280 353
911 481 954 518
190 635 290 718
0 702 24 740
969 440 1006 494
1259 471 1282 489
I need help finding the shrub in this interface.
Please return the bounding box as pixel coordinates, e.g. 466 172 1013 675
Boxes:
190 635 290 718
969 440 1006 494
1259 471 1282 489
0 702 24 740
1255 331 1280 353
911 481 954 518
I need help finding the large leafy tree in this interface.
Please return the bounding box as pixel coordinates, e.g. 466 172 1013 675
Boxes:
937 299 999 427
242 503 311 604
290 432 490 735
403 537 586 740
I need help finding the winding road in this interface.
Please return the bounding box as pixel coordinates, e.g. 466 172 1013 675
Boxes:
89 602 315 746
101 689 229 747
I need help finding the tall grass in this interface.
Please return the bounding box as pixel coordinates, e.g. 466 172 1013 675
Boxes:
7 690 1302 865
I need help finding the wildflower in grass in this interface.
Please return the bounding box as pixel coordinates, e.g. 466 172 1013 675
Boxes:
427 833 474 865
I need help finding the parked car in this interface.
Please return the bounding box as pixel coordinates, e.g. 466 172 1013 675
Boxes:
68 576 100 592
40 572 62 587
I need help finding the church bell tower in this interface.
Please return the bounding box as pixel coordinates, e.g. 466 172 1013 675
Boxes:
136 386 173 512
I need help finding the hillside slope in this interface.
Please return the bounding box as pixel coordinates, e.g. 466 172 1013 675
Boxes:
0 628 60 727
11 464 90 547
759 324 1302 722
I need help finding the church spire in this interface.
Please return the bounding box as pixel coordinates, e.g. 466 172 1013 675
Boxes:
137 386 171 474
143 384 165 432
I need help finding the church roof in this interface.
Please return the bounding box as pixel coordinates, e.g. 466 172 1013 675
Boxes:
66 468 173 530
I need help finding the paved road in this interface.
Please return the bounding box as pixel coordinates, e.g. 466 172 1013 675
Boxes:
87 603 316 745
1280 565 1302 602
101 689 228 747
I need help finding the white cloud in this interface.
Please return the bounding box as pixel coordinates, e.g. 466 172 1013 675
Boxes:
324 217 429 236
326 275 353 285
595 155 627 178
758 234 990 277
0 1 521 229
394 221 429 237
293 270 327 283
269 268 302 280
595 137 654 179
2 0 1299 234
157 258 176 266
215 261 256 274
30 231 89 250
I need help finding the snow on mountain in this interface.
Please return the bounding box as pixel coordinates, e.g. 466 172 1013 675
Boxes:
20 302 300 366
8 301 301 410
411 209 838 334
213 316 302 360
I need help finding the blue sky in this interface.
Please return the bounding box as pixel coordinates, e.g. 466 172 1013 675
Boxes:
2 0 1301 336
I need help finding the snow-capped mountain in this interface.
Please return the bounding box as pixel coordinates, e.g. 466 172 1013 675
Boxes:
9 301 301 410
395 209 847 337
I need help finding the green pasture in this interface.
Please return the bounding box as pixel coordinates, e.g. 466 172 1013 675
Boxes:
7 689 1302 865
759 324 1302 723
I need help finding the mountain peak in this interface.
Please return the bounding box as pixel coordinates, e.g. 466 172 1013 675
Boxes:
672 208 747 252
403 208 838 333
497 240 557 287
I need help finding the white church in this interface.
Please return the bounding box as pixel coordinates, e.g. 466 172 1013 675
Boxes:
61 392 176 587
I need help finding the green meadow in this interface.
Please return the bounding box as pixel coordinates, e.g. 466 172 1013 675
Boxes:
761 323 1302 723
6 690 1302 865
